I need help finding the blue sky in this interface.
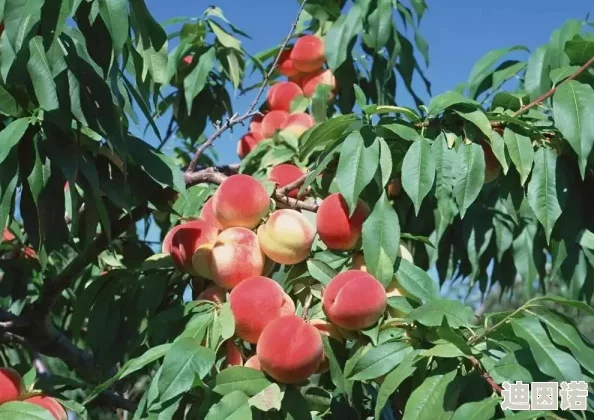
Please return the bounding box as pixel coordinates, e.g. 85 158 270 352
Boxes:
143 0 594 166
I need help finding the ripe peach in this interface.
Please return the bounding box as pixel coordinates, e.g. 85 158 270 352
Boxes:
290 35 325 73
281 113 315 137
250 113 264 134
257 209 315 265
23 396 67 420
261 110 289 138
245 355 262 371
482 143 501 183
322 270 387 330
183 55 193 65
229 276 295 343
268 164 305 198
193 227 265 289
277 48 300 77
257 315 324 384
2 228 15 242
316 193 369 250
225 340 243 367
300 69 336 98
211 175 270 229
197 284 226 304
0 368 24 404
237 131 265 159
162 220 220 275
200 198 224 230
267 82 303 113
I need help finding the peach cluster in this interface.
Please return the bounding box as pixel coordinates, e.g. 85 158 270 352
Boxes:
0 368 67 420
237 34 337 159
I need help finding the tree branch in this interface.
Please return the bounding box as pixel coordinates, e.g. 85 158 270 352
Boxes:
469 356 503 394
185 0 307 173
277 170 313 197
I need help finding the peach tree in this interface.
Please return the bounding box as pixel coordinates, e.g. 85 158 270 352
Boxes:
0 0 594 419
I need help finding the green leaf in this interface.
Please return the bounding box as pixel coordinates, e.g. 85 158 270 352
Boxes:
552 80 594 179
306 258 337 286
526 147 566 242
533 295 594 316
450 398 501 420
184 47 216 115
550 65 580 84
299 114 362 159
510 316 582 382
324 1 367 70
362 193 400 287
490 130 509 174
0 151 19 231
335 129 379 214
248 383 283 412
378 137 393 188
402 368 460 420
0 118 29 164
401 138 435 215
374 352 417 420
353 84 367 109
524 44 551 102
407 299 474 328
491 92 528 111
213 366 271 397
348 342 414 381
219 302 235 341
99 0 128 54
205 390 252 420
454 108 493 140
503 127 534 185
453 142 485 218
128 136 185 192
0 401 55 420
364 0 392 51
427 91 478 117
158 338 215 403
489 350 535 384
208 20 241 50
0 83 24 116
394 259 439 303
467 45 528 98
565 34 594 66
27 36 59 111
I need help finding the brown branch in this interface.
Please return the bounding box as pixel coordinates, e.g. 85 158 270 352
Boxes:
185 1 307 173
277 170 313 197
513 54 594 117
469 356 503 394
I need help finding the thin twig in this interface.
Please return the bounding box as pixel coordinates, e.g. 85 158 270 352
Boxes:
469 356 503 394
513 54 594 117
185 1 307 173
301 294 313 320
277 170 312 197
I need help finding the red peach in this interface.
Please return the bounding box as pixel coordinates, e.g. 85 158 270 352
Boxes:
162 220 220 275
2 228 15 242
316 193 369 251
229 276 295 343
482 143 501 183
249 113 264 134
257 315 324 384
300 69 337 98
200 198 224 230
197 284 226 304
237 131 265 159
0 368 24 405
257 209 316 265
322 270 387 330
281 113 315 137
211 175 270 229
261 110 289 138
245 355 262 371
268 164 305 198
278 48 300 77
183 55 193 65
225 341 243 367
23 396 67 420
267 82 303 113
290 35 325 73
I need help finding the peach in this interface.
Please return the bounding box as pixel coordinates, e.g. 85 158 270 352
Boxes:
281 113 315 137
197 284 226 304
245 355 262 371
277 48 300 77
261 110 289 138
183 55 193 65
24 396 67 420
268 164 305 198
237 131 265 159
249 114 264 134
162 220 220 275
2 228 15 242
225 341 243 367
257 209 315 265
322 270 387 330
229 276 295 343
211 175 270 229
316 193 369 250
200 198 224 230
193 227 265 289
300 69 336 98
0 368 24 404
257 315 323 384
290 35 325 73
482 143 501 183
387 177 402 198
267 82 303 113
